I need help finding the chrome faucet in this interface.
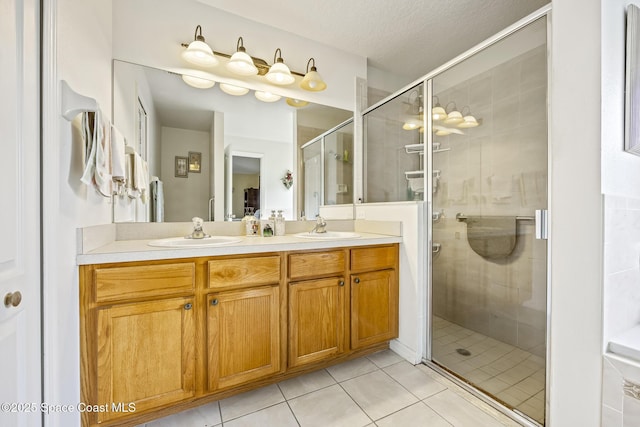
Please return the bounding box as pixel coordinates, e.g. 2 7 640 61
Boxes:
187 217 209 239
311 216 327 234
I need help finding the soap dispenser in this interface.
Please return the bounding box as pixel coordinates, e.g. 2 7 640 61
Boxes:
275 210 285 236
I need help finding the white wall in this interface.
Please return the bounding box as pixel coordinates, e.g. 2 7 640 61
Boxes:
601 0 640 346
548 1 603 426
112 0 366 111
354 202 426 363
43 1 113 426
161 127 211 222
228 135 294 219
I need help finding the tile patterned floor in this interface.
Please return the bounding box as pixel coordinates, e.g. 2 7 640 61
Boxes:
432 316 545 424
142 349 524 427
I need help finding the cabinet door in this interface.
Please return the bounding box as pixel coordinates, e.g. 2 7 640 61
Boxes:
351 269 399 349
289 277 345 367
207 286 281 390
96 297 196 423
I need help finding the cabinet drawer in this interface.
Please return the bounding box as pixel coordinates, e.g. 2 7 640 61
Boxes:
95 263 195 303
209 256 280 289
289 250 345 280
351 245 397 272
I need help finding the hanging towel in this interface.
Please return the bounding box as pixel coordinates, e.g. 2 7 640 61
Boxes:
111 125 127 184
150 178 164 222
131 152 149 203
408 177 424 192
80 110 111 197
465 216 517 259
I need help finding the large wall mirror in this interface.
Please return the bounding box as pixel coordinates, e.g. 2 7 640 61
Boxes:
112 59 352 223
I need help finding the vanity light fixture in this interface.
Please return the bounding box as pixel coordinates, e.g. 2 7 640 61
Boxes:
227 37 259 76
181 74 216 89
255 91 281 102
266 49 295 85
300 58 327 91
220 83 249 96
181 25 219 67
432 96 447 121
443 102 464 125
286 98 309 108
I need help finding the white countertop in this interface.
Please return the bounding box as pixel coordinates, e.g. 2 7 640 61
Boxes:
77 232 402 265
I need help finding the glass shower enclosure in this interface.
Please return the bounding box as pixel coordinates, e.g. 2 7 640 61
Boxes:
429 17 548 425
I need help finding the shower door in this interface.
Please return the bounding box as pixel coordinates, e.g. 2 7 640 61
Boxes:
429 17 548 425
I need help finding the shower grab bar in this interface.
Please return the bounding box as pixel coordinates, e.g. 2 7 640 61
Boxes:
455 213 535 222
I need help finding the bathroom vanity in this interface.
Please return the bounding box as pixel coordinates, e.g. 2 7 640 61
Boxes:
77 226 400 427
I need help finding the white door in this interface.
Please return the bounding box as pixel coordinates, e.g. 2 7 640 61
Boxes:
0 0 42 426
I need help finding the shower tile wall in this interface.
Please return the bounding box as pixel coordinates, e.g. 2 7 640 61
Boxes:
432 45 547 356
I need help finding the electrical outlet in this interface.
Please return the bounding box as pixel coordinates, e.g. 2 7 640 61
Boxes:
356 210 366 219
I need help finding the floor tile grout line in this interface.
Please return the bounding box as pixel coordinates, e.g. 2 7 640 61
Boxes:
333 368 378 425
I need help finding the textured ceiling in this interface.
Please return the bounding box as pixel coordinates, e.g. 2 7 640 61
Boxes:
197 0 549 80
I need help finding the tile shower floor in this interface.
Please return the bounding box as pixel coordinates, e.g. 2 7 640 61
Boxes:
432 316 545 424
143 349 523 427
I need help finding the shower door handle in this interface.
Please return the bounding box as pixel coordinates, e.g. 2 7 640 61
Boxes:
535 209 548 240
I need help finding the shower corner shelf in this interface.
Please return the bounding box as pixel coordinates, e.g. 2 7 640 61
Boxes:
404 170 424 179
404 144 451 154
404 144 425 154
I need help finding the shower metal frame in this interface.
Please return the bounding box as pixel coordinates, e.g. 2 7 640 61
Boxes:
360 4 552 427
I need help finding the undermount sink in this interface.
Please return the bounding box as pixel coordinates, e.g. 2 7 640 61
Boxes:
148 236 242 248
293 231 360 240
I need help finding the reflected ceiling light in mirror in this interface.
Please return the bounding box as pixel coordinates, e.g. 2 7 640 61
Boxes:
266 48 295 85
434 125 465 136
457 106 480 128
227 37 259 76
255 91 281 102
220 83 249 96
300 58 327 91
432 96 447 121
402 119 422 130
181 74 216 89
181 25 219 67
403 89 424 130
286 98 309 108
443 102 463 125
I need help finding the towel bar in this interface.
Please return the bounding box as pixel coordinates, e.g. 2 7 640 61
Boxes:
455 213 535 222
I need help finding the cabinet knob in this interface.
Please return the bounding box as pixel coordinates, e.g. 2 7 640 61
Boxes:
354 277 360 284
4 291 22 308
338 280 345 286
184 303 193 310
211 298 219 306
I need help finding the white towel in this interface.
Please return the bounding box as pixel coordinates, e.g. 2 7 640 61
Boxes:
132 152 149 203
80 110 111 197
408 178 424 192
111 125 126 182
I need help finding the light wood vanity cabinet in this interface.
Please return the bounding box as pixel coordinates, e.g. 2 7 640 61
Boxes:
80 260 197 426
79 244 398 427
350 246 399 349
206 255 283 390
288 276 346 367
